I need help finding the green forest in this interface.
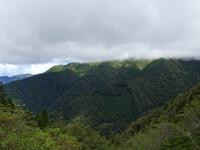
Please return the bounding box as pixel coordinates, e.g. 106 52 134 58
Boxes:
1 59 200 150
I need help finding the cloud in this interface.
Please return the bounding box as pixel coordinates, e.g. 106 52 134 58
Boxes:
0 63 57 76
0 0 200 75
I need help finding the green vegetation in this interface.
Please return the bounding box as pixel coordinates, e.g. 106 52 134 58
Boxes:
5 70 79 113
1 71 200 149
36 110 49 129
46 62 100 77
5 59 200 135
0 105 113 150
0 85 113 150
46 59 151 76
106 59 151 70
51 59 200 134
114 83 200 150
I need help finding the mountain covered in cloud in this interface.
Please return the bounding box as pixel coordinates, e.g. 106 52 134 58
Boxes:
0 74 32 84
0 0 200 149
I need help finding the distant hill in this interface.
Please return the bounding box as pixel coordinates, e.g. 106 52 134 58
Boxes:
4 59 200 135
0 74 32 84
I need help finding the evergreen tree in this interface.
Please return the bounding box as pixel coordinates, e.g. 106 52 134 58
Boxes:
0 83 15 109
36 110 49 129
0 83 7 104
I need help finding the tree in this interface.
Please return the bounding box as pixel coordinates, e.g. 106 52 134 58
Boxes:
0 83 15 109
0 83 7 104
36 110 49 129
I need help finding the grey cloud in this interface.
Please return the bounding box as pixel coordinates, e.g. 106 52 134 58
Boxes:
0 0 200 65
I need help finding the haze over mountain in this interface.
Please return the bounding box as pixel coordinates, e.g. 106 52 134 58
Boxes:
0 74 32 84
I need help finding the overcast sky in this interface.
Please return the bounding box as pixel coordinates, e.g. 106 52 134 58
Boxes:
0 0 200 75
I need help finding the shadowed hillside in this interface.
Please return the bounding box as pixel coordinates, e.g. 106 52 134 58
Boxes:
5 70 79 113
114 83 200 150
1 74 200 150
52 59 200 134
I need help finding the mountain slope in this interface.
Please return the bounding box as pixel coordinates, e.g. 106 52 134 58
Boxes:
5 70 79 113
4 59 200 135
46 62 100 77
0 85 112 150
1 59 200 149
115 83 200 150
51 59 200 134
1 77 200 150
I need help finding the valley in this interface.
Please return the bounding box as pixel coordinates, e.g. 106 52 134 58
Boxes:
0 59 200 150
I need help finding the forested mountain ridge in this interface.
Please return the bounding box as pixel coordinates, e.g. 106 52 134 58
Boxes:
46 62 100 77
0 84 112 150
4 59 149 114
4 59 200 135
114 82 200 150
0 75 199 150
51 59 200 134
46 60 151 75
5 70 79 113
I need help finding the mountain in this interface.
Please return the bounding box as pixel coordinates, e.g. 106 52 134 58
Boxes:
51 59 200 134
0 74 32 84
46 62 100 77
4 59 200 135
4 60 143 113
5 70 79 113
0 72 199 150
115 82 200 150
0 84 112 150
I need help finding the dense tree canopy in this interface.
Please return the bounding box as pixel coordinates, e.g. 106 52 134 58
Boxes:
1 59 200 149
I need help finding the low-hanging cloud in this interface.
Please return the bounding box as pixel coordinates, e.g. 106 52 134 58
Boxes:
0 0 200 67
